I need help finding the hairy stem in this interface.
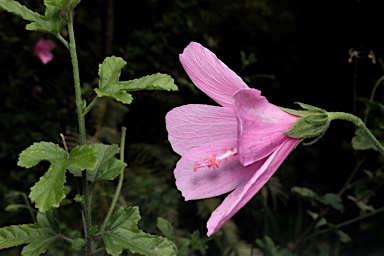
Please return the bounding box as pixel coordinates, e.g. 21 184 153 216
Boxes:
67 11 92 255
328 112 384 155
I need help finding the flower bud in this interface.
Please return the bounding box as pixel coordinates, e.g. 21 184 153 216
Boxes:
282 103 330 144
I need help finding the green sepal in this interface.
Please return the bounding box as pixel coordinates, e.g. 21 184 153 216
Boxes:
95 56 178 104
0 211 59 255
18 142 98 212
102 207 177 256
283 102 330 144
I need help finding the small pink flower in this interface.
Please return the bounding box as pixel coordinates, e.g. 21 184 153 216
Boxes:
34 38 55 64
166 42 301 236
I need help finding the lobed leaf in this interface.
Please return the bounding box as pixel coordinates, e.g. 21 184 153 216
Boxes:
95 56 178 104
91 144 126 181
121 73 178 92
18 142 67 168
0 224 51 249
0 0 61 34
21 237 57 256
29 162 67 212
0 211 59 254
0 0 41 22
103 207 177 256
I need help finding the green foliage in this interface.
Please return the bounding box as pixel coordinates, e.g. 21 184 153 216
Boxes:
95 56 178 104
44 0 80 13
291 187 344 212
17 142 97 212
351 128 383 151
68 143 126 182
0 0 61 35
102 207 177 256
156 217 175 242
256 236 295 256
0 211 59 255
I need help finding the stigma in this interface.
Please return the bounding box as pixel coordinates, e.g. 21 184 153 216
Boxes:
193 147 237 171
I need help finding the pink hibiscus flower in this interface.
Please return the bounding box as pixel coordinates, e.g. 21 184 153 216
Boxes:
34 38 55 65
166 42 302 236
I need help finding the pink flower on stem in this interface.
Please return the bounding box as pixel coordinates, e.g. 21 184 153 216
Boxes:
34 38 55 64
166 42 301 236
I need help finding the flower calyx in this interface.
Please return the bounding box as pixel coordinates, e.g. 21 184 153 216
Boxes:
281 102 330 145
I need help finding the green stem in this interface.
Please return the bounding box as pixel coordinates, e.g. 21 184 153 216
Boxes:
364 75 384 123
68 13 86 145
56 33 69 49
328 112 384 155
83 96 98 116
307 206 384 239
58 233 74 244
67 11 92 255
99 127 127 233
21 192 37 223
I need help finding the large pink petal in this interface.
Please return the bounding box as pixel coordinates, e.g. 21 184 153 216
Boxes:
174 138 257 200
166 104 237 155
206 138 299 236
180 42 249 108
234 89 300 166
233 88 299 124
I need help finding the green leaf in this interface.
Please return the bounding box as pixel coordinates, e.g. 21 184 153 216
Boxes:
69 145 98 171
0 212 58 254
67 144 126 181
37 210 60 234
0 224 50 250
336 230 351 243
21 236 57 256
157 217 175 242
18 142 95 211
347 196 375 214
44 0 80 12
0 0 42 23
90 144 126 181
18 142 67 168
121 73 178 92
72 238 85 251
95 56 177 104
102 207 177 256
0 0 61 34
320 193 344 212
291 186 319 199
29 161 67 212
351 128 376 151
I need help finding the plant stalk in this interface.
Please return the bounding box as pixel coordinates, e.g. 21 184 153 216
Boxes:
99 127 127 233
67 11 92 255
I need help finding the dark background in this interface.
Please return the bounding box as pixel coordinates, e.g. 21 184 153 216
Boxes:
1 0 384 255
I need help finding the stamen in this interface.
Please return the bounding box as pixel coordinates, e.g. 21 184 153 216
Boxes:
193 147 237 171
